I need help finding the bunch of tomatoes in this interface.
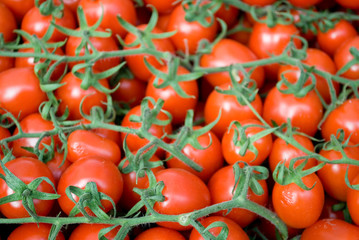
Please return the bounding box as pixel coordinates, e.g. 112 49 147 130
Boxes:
1 0 359 239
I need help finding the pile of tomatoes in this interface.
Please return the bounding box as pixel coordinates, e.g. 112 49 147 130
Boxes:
0 0 359 239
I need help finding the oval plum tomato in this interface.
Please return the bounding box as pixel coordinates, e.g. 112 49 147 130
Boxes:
272 173 325 229
268 134 317 172
69 224 129 240
166 4 218 54
278 48 339 103
79 0 137 38
0 67 47 120
348 175 359 225
54 71 109 120
335 0 359 9
65 27 121 72
208 165 268 228
57 157 123 216
0 0 34 23
9 224 62 239
120 104 172 157
11 113 58 158
287 0 322 8
204 83 263 138
8 223 65 240
221 119 272 166
214 3 239 29
15 47 66 81
241 0 276 6
143 0 179 14
249 21 302 81
111 77 146 108
200 38 265 89
0 157 56 218
317 144 359 201
301 219 359 240
135 227 185 240
190 216 249 240
21 6 76 42
119 154 164 211
145 65 198 125
321 99 359 145
46 151 71 186
263 86 323 136
153 168 211 230
0 2 16 42
334 36 359 79
166 126 224 182
0 56 14 74
317 19 357 56
124 25 175 82
67 129 121 164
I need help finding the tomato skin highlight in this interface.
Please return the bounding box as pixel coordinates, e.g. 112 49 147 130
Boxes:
57 157 123 217
0 157 56 218
0 67 47 120
272 173 325 229
153 168 211 231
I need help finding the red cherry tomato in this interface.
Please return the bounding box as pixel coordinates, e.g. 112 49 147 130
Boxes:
46 151 72 186
119 154 164 211
166 4 218 54
214 3 239 29
79 0 137 38
272 173 325 229
268 134 317 172
317 19 357 56
80 119 121 147
208 165 268 227
242 0 276 6
0 2 16 42
334 36 359 79
65 27 121 72
301 219 359 240
145 65 198 125
21 6 76 42
11 113 58 158
335 0 359 9
54 71 109 120
111 78 146 108
204 84 263 138
0 157 56 218
249 21 302 81
166 126 224 182
120 104 172 157
0 0 34 23
135 227 185 240
321 99 359 145
153 168 211 230
278 48 339 103
57 157 123 216
124 25 175 82
0 67 47 120
67 129 121 164
221 119 273 166
317 144 359 201
263 86 323 136
0 56 14 74
200 38 265 89
69 224 129 240
143 0 179 14
8 223 65 240
189 216 249 240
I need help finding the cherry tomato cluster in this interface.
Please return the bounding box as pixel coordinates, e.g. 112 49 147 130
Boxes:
0 0 359 239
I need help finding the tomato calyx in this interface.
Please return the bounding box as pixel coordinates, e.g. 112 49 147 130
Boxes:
35 0 64 18
65 181 117 220
181 0 221 28
0 153 59 219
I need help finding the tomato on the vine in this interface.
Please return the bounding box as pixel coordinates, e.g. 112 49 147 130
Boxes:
334 36 359 80
111 77 146 108
135 227 185 240
0 0 34 23
8 223 65 240
0 2 16 42
69 224 129 240
0 157 56 218
346 175 359 225
208 165 268 228
272 173 325 229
